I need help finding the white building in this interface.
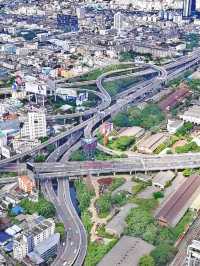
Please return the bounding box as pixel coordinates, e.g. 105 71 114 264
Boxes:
13 218 55 261
167 119 184 134
20 110 47 140
180 106 200 125
0 131 7 148
32 218 55 247
114 12 123 32
13 234 29 261
187 240 200 265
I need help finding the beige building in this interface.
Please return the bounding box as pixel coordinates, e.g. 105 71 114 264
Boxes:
180 106 200 125
137 133 169 154
20 109 47 140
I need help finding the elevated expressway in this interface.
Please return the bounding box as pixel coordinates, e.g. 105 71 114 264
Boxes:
33 153 200 179
0 62 162 167
40 131 87 266
1 53 200 266
0 53 199 169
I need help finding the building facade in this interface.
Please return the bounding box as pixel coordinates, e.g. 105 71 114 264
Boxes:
20 110 47 140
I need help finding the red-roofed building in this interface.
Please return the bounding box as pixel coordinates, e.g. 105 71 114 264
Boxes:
155 175 200 227
159 83 191 112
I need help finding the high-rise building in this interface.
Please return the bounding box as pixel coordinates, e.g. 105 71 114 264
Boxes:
186 240 200 265
20 109 47 140
183 0 192 17
196 0 200 11
114 12 123 32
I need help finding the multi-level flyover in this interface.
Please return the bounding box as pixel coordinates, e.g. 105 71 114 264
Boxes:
0 52 199 169
1 52 200 266
32 152 200 178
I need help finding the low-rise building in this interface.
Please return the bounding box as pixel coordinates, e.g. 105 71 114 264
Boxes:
118 126 145 139
12 138 41 154
159 83 190 112
180 105 200 125
190 193 200 213
105 203 136 237
167 119 184 134
137 133 169 154
98 236 154 266
155 175 200 227
152 170 175 190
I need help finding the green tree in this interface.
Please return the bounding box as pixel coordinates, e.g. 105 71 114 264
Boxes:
111 192 127 206
125 208 155 237
111 136 135 151
96 193 112 217
113 112 130 127
151 244 177 266
109 178 125 191
55 222 65 240
70 150 86 161
74 180 94 212
153 191 164 199
35 154 46 162
139 255 155 266
143 224 158 244
182 168 192 177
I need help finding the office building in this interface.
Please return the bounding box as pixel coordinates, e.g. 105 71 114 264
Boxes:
0 131 7 148
18 175 35 194
13 234 30 261
187 240 200 265
13 218 55 261
20 110 47 140
28 233 60 265
114 12 123 32
183 0 192 17
196 0 200 11
32 218 55 247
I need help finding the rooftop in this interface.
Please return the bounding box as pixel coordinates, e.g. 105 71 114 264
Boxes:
105 203 137 237
98 236 154 266
155 175 200 227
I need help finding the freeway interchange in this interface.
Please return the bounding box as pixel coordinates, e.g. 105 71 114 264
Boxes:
2 51 200 266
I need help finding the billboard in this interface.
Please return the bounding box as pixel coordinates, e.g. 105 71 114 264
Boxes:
1 146 11 158
56 88 77 98
25 82 47 96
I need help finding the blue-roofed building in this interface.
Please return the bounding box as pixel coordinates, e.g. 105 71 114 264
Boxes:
4 241 13 252
11 205 24 216
0 232 11 246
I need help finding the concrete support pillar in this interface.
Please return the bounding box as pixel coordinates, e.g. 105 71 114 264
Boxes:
55 141 59 148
